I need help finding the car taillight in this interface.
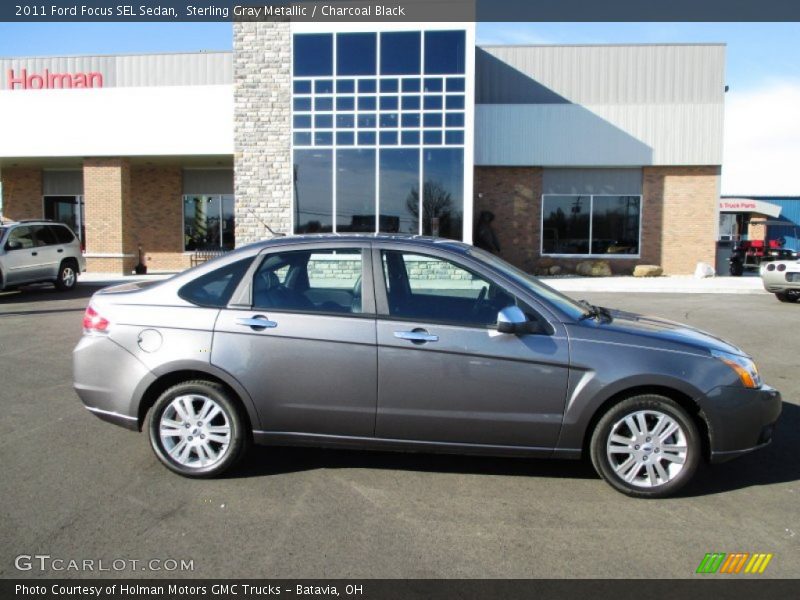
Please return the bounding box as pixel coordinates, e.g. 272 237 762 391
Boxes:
83 305 110 333
777 264 787 272
766 263 776 271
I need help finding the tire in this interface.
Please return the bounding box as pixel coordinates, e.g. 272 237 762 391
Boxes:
729 262 744 277
590 394 701 498
148 380 250 478
775 292 799 303
54 260 78 291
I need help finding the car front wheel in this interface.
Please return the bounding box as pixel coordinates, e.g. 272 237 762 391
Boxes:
148 380 249 477
590 395 701 498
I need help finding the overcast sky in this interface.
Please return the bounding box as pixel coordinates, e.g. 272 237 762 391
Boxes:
1 21 799 196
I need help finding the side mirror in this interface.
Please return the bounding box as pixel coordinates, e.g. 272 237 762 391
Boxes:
497 306 542 335
5 239 21 251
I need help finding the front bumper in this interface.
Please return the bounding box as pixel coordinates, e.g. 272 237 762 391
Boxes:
701 384 782 463
73 334 155 431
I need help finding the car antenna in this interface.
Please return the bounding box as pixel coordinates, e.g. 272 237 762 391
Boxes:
244 205 287 237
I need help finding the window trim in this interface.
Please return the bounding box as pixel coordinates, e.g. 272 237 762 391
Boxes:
539 193 643 259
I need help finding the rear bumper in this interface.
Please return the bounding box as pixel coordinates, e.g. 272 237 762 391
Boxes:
700 385 782 463
73 334 155 431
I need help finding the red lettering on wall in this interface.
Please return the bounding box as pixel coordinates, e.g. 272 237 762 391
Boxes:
5 68 104 90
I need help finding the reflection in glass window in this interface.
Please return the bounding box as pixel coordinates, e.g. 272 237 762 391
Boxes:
591 196 641 255
337 149 376 232
294 150 333 233
294 34 333 77
183 195 235 251
422 148 463 240
337 33 377 76
380 148 419 234
541 196 591 255
402 78 421 92
315 79 333 94
424 30 466 74
381 31 421 75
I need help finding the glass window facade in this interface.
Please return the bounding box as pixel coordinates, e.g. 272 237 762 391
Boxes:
183 195 235 251
292 29 468 240
541 195 641 256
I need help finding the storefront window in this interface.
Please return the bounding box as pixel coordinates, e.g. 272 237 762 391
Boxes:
294 149 333 233
541 195 641 256
421 148 464 240
379 148 419 234
183 195 235 251
336 149 376 232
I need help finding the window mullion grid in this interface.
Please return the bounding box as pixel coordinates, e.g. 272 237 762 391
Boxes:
418 30 424 236
375 32 381 234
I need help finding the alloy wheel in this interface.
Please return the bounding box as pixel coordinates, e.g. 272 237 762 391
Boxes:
158 394 231 468
606 410 688 488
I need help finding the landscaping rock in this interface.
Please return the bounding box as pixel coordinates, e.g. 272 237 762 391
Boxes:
548 265 562 276
576 260 612 277
633 265 663 277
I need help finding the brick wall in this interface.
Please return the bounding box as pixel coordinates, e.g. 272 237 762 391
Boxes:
130 166 189 272
234 21 293 244
83 158 136 273
0 167 41 220
474 167 542 272
643 166 719 275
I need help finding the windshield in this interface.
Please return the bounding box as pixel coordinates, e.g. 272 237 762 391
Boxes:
468 247 590 320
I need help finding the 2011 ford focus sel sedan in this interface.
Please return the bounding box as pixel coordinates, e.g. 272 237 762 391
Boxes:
73 235 781 498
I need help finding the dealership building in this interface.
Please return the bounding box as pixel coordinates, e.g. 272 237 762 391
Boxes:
0 23 727 275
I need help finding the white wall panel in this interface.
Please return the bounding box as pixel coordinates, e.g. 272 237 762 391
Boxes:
0 85 233 157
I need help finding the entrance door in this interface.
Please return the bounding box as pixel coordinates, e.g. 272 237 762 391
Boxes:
44 196 84 243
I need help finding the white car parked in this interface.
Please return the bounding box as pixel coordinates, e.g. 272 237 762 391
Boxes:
761 258 800 303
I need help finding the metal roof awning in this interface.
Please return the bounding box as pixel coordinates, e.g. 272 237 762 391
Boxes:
719 198 783 218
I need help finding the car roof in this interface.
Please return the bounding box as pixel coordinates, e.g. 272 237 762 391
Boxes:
239 233 474 254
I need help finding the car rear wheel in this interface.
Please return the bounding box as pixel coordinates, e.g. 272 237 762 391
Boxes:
148 380 249 478
590 395 701 498
54 260 78 291
775 292 799 303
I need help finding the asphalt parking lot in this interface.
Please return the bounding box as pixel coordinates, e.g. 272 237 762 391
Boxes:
0 282 798 579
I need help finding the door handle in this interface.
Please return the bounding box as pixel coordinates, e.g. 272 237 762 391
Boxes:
236 315 278 331
57 248 64 253
394 329 439 343
31 251 38 256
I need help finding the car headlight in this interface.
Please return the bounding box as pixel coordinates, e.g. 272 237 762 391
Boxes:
711 350 762 388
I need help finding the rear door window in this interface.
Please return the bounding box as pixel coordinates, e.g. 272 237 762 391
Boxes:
253 248 364 314
32 225 58 247
49 225 75 244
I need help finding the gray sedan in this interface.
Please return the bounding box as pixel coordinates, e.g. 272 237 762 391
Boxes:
73 235 781 498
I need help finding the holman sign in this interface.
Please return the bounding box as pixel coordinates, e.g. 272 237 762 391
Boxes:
5 68 104 90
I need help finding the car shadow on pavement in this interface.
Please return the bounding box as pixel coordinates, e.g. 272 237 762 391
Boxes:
0 282 104 308
685 401 800 497
234 444 599 481
232 402 800 495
